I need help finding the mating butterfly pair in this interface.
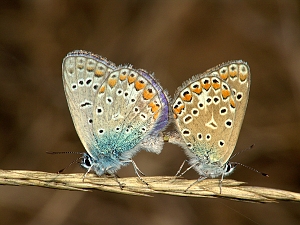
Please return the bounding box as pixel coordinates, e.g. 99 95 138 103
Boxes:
62 50 251 188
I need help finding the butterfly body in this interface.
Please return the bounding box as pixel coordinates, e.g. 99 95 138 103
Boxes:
62 50 169 176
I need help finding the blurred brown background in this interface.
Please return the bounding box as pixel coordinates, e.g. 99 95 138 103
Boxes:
1 1 300 224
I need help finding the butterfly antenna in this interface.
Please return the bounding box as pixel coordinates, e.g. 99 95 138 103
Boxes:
46 151 84 155
231 162 269 177
46 151 84 173
58 156 84 173
229 144 255 160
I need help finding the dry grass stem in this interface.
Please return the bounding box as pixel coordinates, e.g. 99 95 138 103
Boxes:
0 169 299 203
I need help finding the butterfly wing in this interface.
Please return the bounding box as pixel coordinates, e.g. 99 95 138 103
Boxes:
62 50 117 152
214 61 251 160
172 75 236 166
91 67 169 158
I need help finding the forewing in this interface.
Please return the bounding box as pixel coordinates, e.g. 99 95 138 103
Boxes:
209 61 251 159
172 76 236 165
62 50 116 152
92 67 169 156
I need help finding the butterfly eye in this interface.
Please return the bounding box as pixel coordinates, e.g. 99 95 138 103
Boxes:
84 157 92 167
81 154 93 169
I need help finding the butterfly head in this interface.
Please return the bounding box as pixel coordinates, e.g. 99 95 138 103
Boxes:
80 152 124 176
223 161 237 177
80 153 94 170
188 156 237 179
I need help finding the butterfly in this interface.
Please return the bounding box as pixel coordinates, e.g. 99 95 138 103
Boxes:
62 50 169 183
166 60 255 191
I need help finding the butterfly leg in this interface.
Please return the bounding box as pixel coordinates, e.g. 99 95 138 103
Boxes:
184 176 207 193
131 160 146 176
82 165 93 182
102 168 126 190
111 173 125 190
171 160 188 183
177 161 200 178
219 172 225 194
172 161 200 183
175 160 188 177
123 159 148 186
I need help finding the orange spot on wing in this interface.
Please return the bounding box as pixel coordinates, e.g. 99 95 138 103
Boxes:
95 69 104 77
143 89 155 100
148 102 160 113
181 92 192 102
153 111 160 120
99 85 105 93
191 86 202 94
229 68 237 78
128 75 136 84
87 65 94 72
173 105 185 115
201 83 211 91
120 74 127 81
212 82 221 90
135 80 146 91
222 89 230 99
230 97 236 108
220 72 228 80
240 73 248 81
108 78 117 88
